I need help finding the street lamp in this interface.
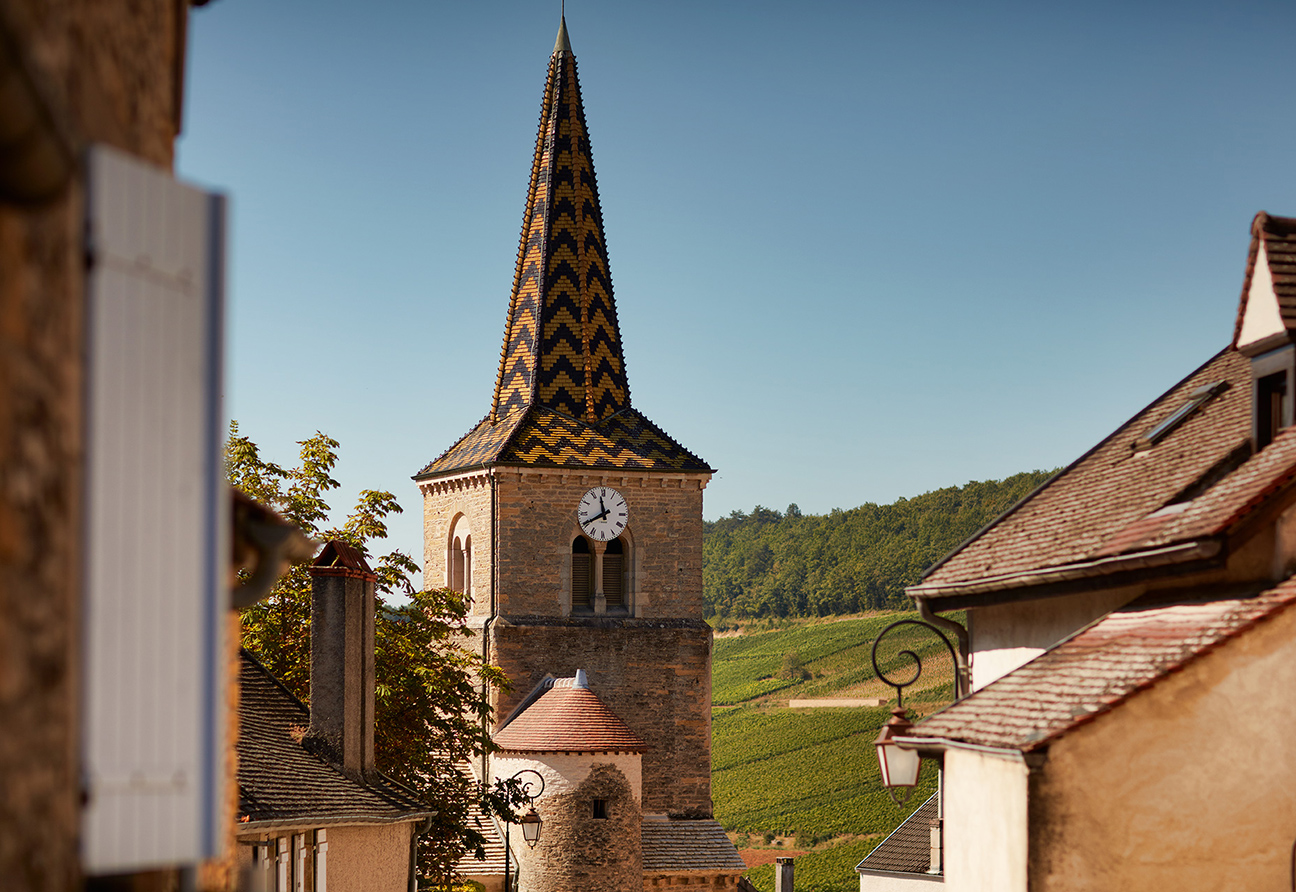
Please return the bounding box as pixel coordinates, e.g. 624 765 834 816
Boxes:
870 619 959 804
503 769 544 892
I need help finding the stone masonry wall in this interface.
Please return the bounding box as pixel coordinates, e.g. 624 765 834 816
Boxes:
515 763 642 892
421 471 493 618
491 619 713 814
494 470 708 619
0 2 183 890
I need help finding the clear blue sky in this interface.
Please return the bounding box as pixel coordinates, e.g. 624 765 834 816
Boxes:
178 0 1296 581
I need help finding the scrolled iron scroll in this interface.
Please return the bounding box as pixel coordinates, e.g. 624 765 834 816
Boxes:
870 618 958 708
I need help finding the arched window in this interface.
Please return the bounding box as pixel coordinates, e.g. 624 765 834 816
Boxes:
451 536 466 593
603 537 625 608
571 537 592 610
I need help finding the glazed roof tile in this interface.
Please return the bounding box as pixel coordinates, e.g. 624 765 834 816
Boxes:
416 22 709 481
236 651 432 829
1233 212 1296 343
908 582 1296 751
913 348 1253 597
493 20 627 426
641 818 748 873
856 793 939 876
493 674 646 753
417 406 710 478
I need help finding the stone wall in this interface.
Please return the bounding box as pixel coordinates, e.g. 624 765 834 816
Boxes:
514 763 642 892
0 2 184 890
491 618 713 814
420 467 711 621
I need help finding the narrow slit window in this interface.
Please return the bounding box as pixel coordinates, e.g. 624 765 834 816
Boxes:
592 798 608 819
572 537 592 610
603 537 624 607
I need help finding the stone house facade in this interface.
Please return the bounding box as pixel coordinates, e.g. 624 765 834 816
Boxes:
864 212 1296 891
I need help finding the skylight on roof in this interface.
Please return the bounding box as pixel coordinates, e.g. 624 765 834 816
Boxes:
1134 381 1230 451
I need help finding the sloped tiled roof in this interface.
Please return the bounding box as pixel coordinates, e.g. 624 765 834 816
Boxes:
417 406 710 479
641 818 748 873
493 674 646 753
1233 212 1296 343
455 761 507 878
908 582 1296 751
237 651 433 829
912 348 1253 598
856 793 939 876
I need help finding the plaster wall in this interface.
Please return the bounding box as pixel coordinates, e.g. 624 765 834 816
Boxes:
323 823 412 892
967 516 1288 691
492 751 643 805
0 2 184 889
858 873 943 891
970 588 1136 689
1027 603 1296 891
943 749 1026 892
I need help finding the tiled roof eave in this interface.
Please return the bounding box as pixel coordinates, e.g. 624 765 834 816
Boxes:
907 538 1223 608
235 810 437 835
854 868 945 882
497 747 646 755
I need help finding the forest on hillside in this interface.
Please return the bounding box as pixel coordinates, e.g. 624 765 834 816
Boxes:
703 471 1056 619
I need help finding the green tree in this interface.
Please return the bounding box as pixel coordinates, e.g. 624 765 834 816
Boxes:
227 423 509 888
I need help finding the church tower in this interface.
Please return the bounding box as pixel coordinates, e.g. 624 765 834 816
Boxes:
415 17 718 821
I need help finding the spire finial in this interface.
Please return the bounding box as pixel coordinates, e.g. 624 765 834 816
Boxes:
554 4 572 55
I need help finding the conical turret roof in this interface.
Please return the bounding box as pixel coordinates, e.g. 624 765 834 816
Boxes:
493 672 646 754
416 20 710 480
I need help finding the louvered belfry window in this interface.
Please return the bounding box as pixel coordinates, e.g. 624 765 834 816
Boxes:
572 537 592 609
603 537 624 607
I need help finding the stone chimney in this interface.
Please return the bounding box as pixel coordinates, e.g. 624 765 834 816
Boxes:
774 857 794 892
308 540 376 778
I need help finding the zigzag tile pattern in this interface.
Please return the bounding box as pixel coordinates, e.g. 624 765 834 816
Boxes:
492 40 628 424
417 408 710 477
418 29 710 480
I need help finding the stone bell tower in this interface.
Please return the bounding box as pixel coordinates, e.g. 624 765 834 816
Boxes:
414 16 718 821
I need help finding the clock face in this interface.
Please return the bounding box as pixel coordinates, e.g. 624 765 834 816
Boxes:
577 487 629 542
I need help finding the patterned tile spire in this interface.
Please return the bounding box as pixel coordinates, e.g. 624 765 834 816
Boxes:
491 16 630 425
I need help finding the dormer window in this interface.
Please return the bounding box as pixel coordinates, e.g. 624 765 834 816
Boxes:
1251 344 1295 450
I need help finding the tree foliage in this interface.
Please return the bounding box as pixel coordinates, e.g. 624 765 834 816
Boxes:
227 423 509 887
704 471 1056 619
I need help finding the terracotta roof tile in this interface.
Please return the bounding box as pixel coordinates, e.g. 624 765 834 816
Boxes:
493 675 646 753
914 348 1252 595
856 793 939 877
908 582 1296 750
641 818 748 873
236 652 432 828
455 761 508 877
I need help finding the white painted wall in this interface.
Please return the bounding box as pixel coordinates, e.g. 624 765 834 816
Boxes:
859 871 944 891
1238 240 1285 348
492 752 642 806
970 589 1134 689
943 749 1027 892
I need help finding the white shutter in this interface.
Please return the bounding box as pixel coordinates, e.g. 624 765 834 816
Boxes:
81 144 228 872
315 830 328 892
